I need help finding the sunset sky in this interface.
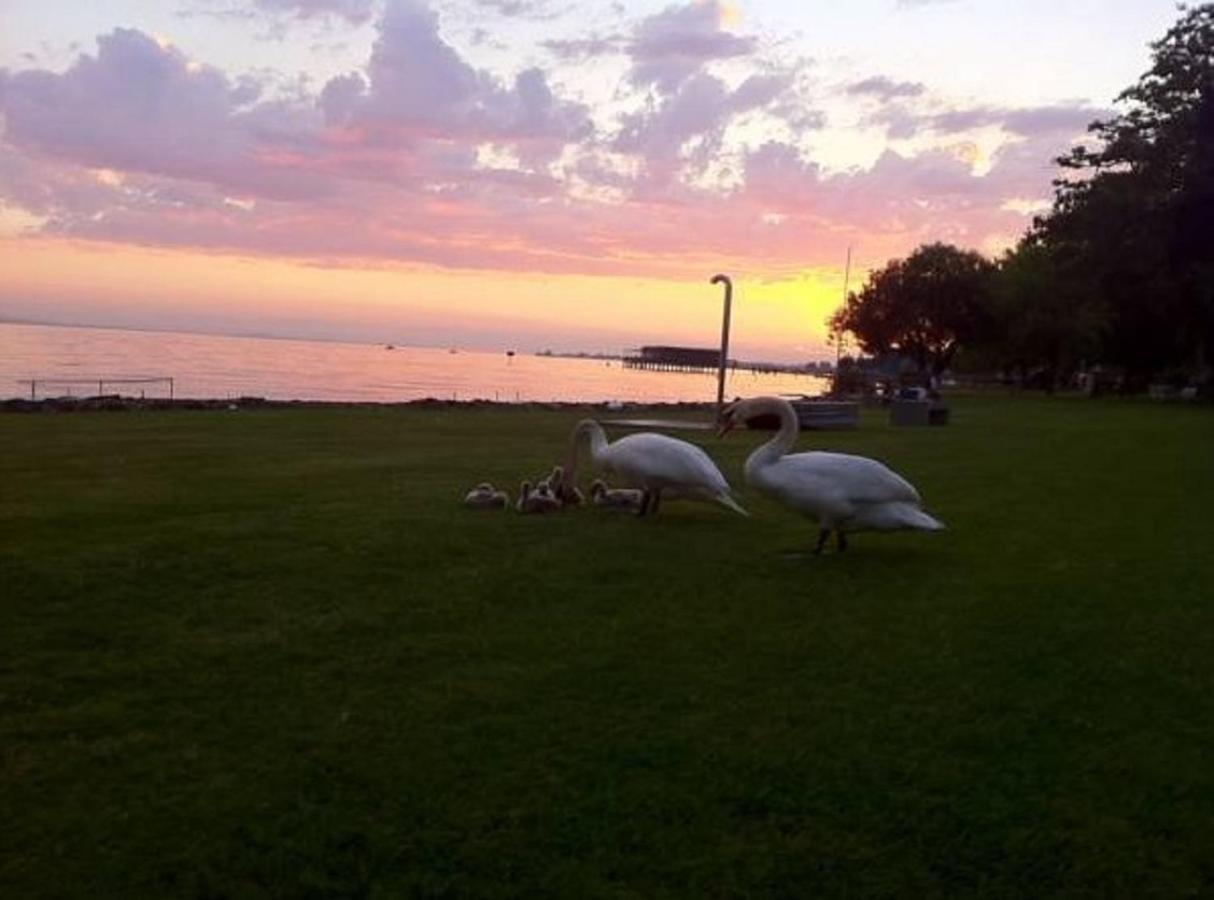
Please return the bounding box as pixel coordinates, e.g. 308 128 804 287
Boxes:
0 0 1181 359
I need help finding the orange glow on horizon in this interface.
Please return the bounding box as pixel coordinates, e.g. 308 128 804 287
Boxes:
0 237 847 361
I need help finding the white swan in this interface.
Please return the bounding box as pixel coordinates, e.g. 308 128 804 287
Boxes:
589 479 644 512
515 480 533 513
517 479 562 514
562 419 746 516
464 482 509 509
718 396 943 552
547 464 584 506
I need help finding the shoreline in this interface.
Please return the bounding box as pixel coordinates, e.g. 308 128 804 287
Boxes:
0 395 724 414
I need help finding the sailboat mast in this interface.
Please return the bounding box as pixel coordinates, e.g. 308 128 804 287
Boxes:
836 246 852 367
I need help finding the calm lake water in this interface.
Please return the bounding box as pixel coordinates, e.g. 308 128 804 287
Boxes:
1 322 829 404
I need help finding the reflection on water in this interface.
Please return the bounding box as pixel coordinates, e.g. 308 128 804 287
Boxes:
0 322 828 403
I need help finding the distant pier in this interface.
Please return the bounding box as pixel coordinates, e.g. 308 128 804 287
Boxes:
621 345 829 377
622 346 734 373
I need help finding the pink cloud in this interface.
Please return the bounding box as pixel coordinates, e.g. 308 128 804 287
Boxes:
542 34 625 61
866 94 1109 142
1 28 327 201
321 0 591 153
0 0 1098 280
629 1 757 90
182 0 376 26
846 76 926 100
254 0 376 22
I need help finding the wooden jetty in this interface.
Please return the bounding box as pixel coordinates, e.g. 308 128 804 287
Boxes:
621 346 829 377
622 346 728 373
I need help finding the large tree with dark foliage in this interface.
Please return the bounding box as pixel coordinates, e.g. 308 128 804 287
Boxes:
830 242 995 379
982 238 1108 389
1040 3 1214 384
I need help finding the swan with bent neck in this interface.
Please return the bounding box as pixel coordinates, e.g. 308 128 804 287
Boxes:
562 420 746 517
718 396 943 553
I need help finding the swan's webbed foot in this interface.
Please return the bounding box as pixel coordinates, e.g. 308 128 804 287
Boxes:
637 489 652 517
650 489 662 516
837 530 848 552
813 528 831 555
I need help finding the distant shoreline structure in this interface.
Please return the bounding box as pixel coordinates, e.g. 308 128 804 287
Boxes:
2 321 832 405
535 349 621 361
2 319 832 368
1 395 729 415
538 346 835 375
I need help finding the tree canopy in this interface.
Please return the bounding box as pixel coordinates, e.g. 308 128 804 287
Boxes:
831 4 1214 392
1041 2 1214 382
983 238 1106 388
830 242 994 379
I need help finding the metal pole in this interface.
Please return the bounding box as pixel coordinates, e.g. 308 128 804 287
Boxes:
836 246 852 369
711 274 733 420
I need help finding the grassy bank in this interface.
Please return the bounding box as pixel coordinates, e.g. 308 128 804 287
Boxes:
2 396 1213 897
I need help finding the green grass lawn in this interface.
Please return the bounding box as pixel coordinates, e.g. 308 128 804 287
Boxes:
2 396 1213 898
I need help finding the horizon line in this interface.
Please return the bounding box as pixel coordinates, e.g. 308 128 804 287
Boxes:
0 317 840 366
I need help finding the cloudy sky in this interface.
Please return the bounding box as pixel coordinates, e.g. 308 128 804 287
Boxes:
0 0 1181 358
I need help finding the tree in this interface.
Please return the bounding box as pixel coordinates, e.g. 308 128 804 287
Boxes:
984 238 1107 389
1041 3 1214 384
829 242 995 380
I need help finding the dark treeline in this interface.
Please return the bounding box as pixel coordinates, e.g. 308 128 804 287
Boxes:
832 4 1214 395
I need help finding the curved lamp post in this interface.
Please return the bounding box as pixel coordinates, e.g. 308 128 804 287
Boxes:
710 274 733 421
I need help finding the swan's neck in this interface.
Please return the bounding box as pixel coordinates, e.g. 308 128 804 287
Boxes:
565 419 608 487
746 399 800 474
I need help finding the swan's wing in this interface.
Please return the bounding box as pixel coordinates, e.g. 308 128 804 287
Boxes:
774 452 922 505
606 433 731 492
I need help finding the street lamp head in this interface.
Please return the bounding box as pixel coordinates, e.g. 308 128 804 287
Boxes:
710 273 731 286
